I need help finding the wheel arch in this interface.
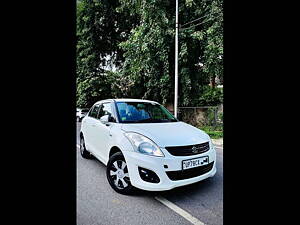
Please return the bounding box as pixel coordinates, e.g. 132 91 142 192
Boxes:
109 146 123 158
79 131 84 139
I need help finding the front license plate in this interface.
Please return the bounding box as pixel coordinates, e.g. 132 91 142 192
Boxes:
182 156 209 170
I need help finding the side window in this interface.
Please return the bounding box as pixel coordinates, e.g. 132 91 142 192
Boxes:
103 103 113 117
97 105 104 118
88 104 100 118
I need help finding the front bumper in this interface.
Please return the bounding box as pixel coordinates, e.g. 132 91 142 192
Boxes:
122 146 217 191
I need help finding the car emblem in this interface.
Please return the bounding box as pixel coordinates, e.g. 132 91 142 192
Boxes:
192 146 199 153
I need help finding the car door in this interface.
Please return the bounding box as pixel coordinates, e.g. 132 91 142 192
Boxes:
93 102 116 163
82 104 101 153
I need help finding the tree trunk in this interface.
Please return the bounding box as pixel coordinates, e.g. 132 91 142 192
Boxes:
210 75 216 88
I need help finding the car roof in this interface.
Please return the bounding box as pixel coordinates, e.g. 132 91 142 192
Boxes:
94 98 159 105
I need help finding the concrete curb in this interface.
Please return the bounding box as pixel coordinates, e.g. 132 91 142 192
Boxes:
212 138 223 148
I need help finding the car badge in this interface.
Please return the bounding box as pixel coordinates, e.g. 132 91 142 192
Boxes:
192 146 199 153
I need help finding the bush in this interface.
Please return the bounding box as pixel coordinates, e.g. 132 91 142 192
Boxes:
199 125 223 139
197 86 223 106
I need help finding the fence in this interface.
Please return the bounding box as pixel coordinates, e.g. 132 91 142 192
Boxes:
177 105 223 129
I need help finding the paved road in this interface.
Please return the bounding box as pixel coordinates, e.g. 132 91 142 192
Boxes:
77 122 223 225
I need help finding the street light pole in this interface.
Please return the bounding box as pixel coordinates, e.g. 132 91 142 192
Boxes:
174 0 179 117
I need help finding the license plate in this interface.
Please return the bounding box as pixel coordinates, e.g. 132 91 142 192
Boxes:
182 156 209 170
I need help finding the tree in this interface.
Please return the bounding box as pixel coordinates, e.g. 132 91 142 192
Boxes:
76 0 223 107
118 0 174 104
76 0 139 107
118 0 223 106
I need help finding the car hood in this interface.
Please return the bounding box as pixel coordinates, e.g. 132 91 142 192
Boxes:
121 122 210 147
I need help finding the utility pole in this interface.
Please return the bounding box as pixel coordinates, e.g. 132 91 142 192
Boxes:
173 6 220 117
174 0 179 117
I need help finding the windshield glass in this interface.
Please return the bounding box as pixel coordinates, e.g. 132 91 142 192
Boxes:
116 102 178 123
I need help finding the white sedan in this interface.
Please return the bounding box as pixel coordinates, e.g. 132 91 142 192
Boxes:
80 99 216 194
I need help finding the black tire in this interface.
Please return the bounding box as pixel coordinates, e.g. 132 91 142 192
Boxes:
79 136 93 159
106 152 136 195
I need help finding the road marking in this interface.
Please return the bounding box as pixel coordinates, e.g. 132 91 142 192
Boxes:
155 196 206 225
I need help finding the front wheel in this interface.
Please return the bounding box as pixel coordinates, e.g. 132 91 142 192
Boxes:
106 152 135 195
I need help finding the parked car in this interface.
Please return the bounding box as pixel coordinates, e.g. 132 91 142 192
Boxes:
79 99 216 194
77 108 89 122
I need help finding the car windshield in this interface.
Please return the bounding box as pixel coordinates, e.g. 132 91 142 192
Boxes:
116 102 178 123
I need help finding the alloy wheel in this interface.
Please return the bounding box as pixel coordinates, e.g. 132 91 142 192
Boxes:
109 160 130 189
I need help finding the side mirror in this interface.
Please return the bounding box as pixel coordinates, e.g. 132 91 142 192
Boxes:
100 115 109 124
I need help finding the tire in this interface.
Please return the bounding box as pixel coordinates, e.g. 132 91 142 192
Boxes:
106 152 136 195
79 136 93 159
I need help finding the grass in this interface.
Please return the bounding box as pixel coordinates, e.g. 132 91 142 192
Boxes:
199 125 223 139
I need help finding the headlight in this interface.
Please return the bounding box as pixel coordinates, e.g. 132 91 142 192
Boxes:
124 132 164 157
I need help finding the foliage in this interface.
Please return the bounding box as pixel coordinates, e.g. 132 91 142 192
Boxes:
76 0 223 108
118 0 223 106
118 0 174 104
177 0 223 105
197 86 223 106
76 0 139 107
199 126 223 139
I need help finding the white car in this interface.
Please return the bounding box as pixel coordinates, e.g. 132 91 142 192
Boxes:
80 99 216 194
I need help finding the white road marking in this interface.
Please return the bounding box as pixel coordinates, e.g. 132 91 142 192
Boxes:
155 196 206 225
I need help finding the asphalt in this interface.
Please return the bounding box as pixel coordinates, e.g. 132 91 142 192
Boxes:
76 122 223 225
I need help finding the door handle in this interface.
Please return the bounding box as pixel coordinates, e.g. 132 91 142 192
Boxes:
91 124 96 127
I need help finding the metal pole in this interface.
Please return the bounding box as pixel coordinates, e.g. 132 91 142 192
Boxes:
174 0 179 117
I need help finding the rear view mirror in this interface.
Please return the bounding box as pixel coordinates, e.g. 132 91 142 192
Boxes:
100 115 109 124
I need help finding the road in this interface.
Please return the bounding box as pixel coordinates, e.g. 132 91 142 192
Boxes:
76 122 223 225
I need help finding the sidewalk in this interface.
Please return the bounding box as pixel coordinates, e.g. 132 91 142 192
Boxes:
212 138 223 148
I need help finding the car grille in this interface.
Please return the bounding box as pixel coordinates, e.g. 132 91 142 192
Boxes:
166 162 214 181
165 142 210 156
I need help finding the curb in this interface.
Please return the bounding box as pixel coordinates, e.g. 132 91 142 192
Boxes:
212 138 223 148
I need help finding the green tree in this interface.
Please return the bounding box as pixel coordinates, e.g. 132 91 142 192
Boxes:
76 0 223 107
118 0 174 104
118 0 223 106
76 0 139 107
